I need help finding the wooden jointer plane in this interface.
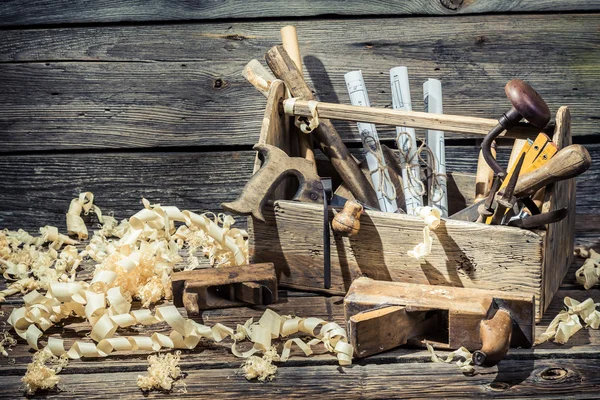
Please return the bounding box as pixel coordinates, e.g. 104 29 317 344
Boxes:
344 278 535 367
172 263 278 315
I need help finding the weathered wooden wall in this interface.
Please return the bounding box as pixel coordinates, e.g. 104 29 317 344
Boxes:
0 1 599 398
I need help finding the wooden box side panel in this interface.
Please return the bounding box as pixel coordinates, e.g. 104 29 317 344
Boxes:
250 200 545 319
542 106 576 315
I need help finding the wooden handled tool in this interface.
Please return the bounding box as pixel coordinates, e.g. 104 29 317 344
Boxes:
481 80 551 178
511 144 591 197
451 144 591 222
172 263 278 315
221 143 323 222
332 199 363 236
284 99 541 139
265 45 380 208
475 141 496 200
344 278 534 366
280 26 316 171
242 59 277 98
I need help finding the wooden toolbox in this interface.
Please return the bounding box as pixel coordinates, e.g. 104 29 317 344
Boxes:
247 80 576 322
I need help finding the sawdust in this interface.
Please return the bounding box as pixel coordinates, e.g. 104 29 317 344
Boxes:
0 330 17 357
241 346 278 381
137 351 185 392
22 349 68 394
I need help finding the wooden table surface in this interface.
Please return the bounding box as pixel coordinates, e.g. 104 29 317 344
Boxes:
1 1 600 398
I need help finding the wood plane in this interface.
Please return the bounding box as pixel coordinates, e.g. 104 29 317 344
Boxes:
344 277 534 367
172 263 278 315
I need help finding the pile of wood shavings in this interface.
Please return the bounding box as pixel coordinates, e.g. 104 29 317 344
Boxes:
22 349 68 394
408 206 441 260
241 345 279 381
137 351 185 392
535 297 600 345
3 192 353 392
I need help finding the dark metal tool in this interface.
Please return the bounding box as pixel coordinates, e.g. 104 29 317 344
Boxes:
322 178 333 289
489 152 526 225
481 80 551 179
476 175 502 222
506 207 568 229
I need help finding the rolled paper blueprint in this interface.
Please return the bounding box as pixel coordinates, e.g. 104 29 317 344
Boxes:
344 70 398 213
423 79 448 217
390 67 424 215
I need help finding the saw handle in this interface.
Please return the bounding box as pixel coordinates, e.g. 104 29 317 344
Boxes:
473 309 513 367
512 144 591 198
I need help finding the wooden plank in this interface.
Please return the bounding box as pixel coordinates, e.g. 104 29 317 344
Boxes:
0 151 253 232
1 145 598 231
1 357 599 399
0 14 599 151
1 1 599 27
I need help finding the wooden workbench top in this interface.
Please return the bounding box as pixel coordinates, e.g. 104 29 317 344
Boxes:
1 1 599 398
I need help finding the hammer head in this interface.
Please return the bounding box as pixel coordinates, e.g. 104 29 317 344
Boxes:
221 143 323 223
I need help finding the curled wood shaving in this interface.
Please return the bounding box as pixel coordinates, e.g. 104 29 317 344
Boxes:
0 330 17 357
425 342 474 373
66 192 103 240
408 207 441 260
0 226 82 302
535 297 600 345
22 349 68 394
137 351 184 392
575 248 600 290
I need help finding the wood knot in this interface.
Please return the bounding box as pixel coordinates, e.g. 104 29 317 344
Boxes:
440 0 464 10
475 35 487 45
488 382 510 391
540 367 568 381
213 78 225 89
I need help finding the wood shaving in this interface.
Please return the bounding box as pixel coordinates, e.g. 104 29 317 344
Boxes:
575 248 600 290
535 297 600 345
425 342 475 373
0 330 17 356
66 192 103 240
408 207 441 260
137 351 184 392
22 349 68 394
241 346 278 381
5 193 351 386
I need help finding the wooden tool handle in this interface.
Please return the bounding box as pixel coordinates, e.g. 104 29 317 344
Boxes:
280 26 316 170
473 309 513 367
332 200 363 236
265 45 380 208
514 144 591 197
475 142 496 200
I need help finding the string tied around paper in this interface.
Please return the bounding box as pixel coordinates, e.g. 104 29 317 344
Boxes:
417 142 447 204
362 136 397 202
284 98 320 134
395 130 426 199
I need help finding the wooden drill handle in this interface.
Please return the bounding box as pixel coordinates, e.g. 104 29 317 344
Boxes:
513 144 591 198
265 45 380 208
473 309 513 367
280 26 316 171
475 141 496 200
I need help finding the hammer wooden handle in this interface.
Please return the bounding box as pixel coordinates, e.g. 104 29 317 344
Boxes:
513 144 591 197
265 45 380 208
